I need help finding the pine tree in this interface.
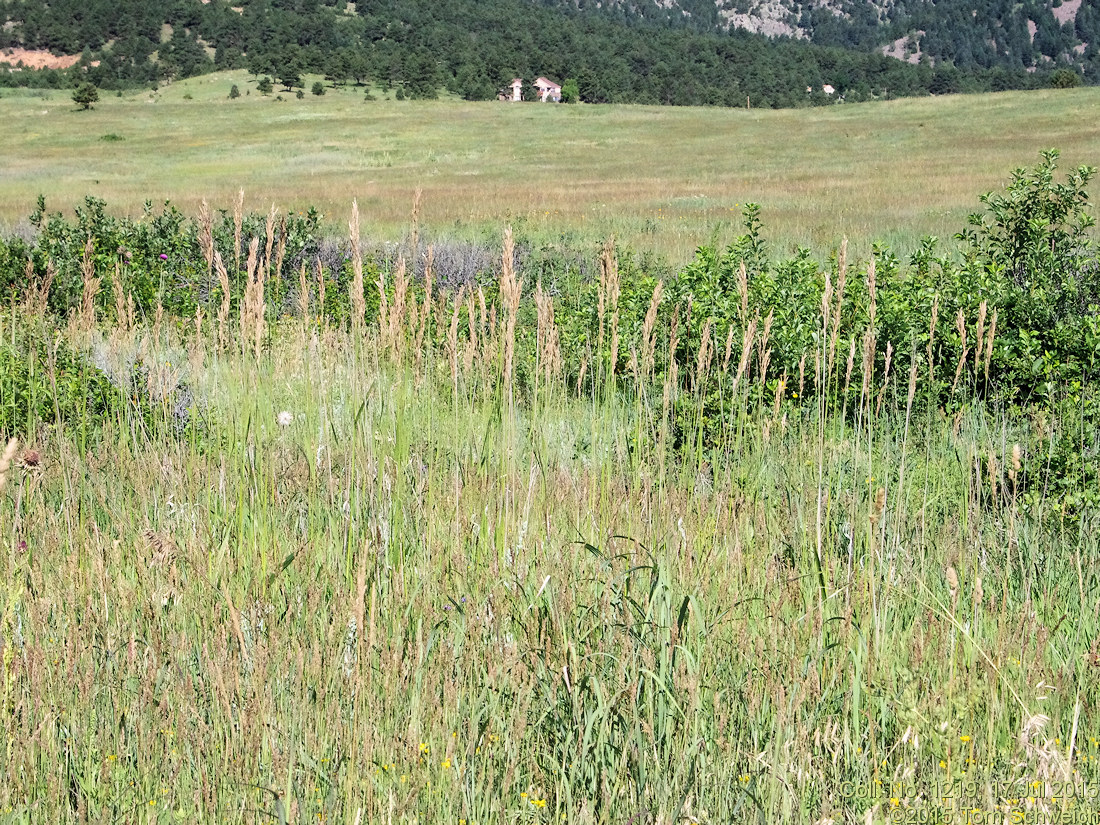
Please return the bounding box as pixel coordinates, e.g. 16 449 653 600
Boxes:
72 81 99 110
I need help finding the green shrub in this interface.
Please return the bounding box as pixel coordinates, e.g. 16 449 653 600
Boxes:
0 317 134 440
0 314 208 443
1051 69 1081 88
71 81 98 110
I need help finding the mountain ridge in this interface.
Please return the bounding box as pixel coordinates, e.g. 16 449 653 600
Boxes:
579 0 1098 74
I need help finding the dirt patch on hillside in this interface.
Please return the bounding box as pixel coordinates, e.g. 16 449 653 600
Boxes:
882 33 923 64
1053 0 1082 26
0 48 81 70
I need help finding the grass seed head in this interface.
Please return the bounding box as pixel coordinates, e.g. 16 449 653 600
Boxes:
0 437 19 494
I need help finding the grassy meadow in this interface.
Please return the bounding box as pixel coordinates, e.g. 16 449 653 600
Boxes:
2 80 1100 824
3 72 1100 260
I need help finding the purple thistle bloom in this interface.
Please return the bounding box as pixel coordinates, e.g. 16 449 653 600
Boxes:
159 253 168 260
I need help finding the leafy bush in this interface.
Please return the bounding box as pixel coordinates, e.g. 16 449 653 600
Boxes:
0 318 132 440
0 315 207 443
666 151 1100 415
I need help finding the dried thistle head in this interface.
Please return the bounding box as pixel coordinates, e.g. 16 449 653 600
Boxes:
945 565 959 602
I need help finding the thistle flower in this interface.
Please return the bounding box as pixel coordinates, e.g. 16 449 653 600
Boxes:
277 411 293 427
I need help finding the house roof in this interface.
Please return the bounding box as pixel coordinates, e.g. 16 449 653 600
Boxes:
534 76 561 89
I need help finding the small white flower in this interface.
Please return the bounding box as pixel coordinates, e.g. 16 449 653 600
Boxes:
276 411 293 427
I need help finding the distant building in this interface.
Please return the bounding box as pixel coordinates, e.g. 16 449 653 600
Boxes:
502 76 562 102
534 77 562 102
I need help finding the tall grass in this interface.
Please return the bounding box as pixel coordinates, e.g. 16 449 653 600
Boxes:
0 214 1098 825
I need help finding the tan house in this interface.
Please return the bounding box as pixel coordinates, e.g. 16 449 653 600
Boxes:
502 76 561 102
533 76 562 102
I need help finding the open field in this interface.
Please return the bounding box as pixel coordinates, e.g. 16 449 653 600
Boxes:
4 72 1100 260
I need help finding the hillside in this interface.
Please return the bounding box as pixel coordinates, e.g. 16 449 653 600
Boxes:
584 0 1099 79
0 0 1065 106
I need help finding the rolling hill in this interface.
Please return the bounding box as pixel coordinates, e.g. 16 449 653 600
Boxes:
0 0 1082 106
